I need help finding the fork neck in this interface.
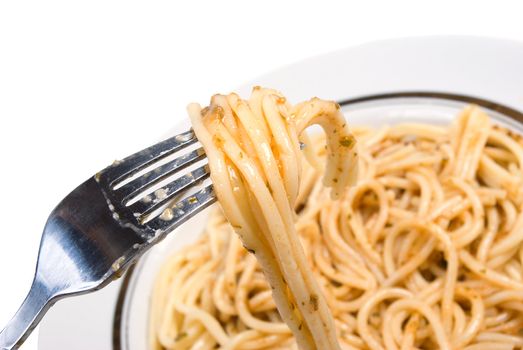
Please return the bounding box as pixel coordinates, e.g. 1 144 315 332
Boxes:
0 277 53 350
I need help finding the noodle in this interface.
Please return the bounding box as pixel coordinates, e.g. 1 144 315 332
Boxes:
150 88 523 349
186 87 357 350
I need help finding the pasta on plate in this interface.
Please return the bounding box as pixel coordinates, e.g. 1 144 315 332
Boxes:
150 88 523 350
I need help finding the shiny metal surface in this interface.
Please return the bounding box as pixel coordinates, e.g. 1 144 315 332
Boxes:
0 130 216 350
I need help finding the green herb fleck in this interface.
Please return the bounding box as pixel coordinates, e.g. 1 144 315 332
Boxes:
340 136 355 148
175 332 188 341
309 294 319 311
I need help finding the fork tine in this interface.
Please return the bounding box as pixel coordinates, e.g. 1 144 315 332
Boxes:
128 164 211 218
115 147 206 203
146 184 216 232
100 130 198 187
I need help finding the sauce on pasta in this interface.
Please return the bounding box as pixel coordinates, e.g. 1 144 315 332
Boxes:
150 89 523 350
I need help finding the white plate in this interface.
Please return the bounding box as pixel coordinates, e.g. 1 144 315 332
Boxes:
39 36 523 350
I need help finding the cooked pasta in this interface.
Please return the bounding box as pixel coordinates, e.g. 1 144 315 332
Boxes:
150 89 523 350
185 87 357 350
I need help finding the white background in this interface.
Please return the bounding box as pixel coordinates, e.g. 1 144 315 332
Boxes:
1 1 523 349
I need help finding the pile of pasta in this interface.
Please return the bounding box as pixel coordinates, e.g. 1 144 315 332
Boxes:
150 96 523 350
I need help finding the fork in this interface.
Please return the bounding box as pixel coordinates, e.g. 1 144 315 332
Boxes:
0 130 216 350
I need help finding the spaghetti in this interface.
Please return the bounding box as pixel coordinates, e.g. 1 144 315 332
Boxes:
150 90 523 350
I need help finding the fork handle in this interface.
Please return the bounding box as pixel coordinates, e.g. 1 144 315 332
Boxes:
0 279 53 350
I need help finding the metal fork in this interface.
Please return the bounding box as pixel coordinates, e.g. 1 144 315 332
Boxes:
0 130 216 350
